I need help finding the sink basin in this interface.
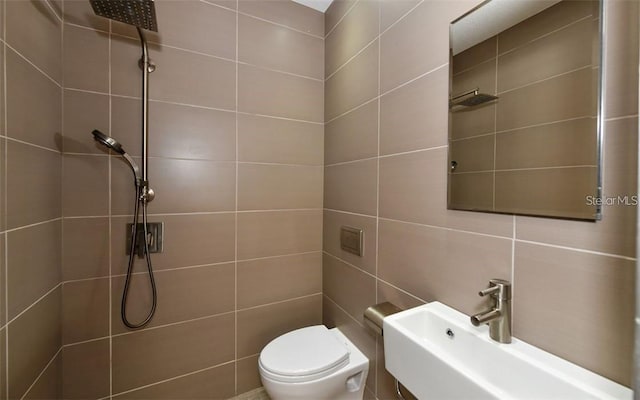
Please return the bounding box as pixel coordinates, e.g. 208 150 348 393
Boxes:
383 302 632 400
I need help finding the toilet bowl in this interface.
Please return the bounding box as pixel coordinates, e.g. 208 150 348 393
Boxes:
259 325 369 400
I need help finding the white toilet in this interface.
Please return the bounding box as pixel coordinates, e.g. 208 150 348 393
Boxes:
258 325 369 400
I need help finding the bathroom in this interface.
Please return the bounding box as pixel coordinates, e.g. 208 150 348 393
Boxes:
0 0 637 398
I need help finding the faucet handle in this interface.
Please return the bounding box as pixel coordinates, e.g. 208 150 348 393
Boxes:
478 279 511 300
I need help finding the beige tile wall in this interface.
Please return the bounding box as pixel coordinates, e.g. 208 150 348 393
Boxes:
323 1 638 399
1 0 64 398
56 0 324 399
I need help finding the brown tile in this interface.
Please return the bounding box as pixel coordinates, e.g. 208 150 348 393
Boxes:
6 49 62 151
62 154 109 217
324 159 377 216
449 172 494 211
22 352 61 400
498 19 592 93
516 117 637 257
63 24 109 92
112 263 235 334
239 0 324 37
238 164 323 210
452 37 496 75
150 103 236 161
380 67 448 155
452 57 496 98
63 0 110 31
6 142 61 228
113 0 236 60
239 14 324 79
323 209 377 275
0 140 3 232
324 100 378 165
112 98 237 160
111 36 236 109
7 220 61 320
380 0 474 93
146 158 235 213
7 287 61 400
495 167 597 220
113 362 235 399
111 214 235 275
325 41 378 121
62 217 110 281
6 0 62 83
63 90 109 154
449 135 494 173
238 64 323 122
322 295 376 391
380 0 421 32
496 118 596 169
325 0 356 36
513 242 634 386
451 102 496 140
378 219 511 316
377 280 425 311
62 339 110 400
237 210 322 260
0 328 5 400
237 355 262 395
112 313 235 393
205 0 237 11
325 0 379 78
379 149 445 224
323 254 375 324
111 157 235 215
498 1 594 54
237 294 322 357
237 252 322 309
238 114 323 165
0 235 4 326
62 278 109 345
110 97 143 158
603 0 639 118
496 68 593 131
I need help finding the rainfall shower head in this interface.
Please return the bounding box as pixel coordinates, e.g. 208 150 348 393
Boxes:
92 129 125 155
450 88 498 110
92 130 141 181
89 0 158 32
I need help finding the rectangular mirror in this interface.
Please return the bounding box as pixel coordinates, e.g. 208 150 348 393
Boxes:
448 0 602 220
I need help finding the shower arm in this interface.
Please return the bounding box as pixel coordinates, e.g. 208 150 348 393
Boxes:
137 27 155 203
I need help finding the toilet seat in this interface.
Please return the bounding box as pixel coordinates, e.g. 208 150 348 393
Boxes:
259 325 350 383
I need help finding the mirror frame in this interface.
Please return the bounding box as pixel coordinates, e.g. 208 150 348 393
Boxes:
447 0 604 221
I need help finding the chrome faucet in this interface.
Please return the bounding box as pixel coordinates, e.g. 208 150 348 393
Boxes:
470 279 512 343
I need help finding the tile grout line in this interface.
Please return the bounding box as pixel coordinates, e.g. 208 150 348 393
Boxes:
234 1 239 394
324 0 360 39
59 6 66 397
4 43 62 89
375 6 381 395
2 2 7 395
107 16 114 400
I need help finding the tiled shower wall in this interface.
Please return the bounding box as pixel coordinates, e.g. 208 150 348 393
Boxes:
2 0 325 398
1 0 64 399
322 0 638 398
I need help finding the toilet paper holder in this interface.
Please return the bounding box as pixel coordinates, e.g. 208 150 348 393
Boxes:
363 302 402 336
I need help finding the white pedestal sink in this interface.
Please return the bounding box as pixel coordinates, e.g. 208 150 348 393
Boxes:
383 302 632 400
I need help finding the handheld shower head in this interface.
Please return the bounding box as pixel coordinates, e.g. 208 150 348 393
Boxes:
91 130 141 182
92 129 125 155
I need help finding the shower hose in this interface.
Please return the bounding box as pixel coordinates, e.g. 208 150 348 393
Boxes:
121 181 157 329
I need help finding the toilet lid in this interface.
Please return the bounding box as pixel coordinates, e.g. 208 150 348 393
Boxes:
259 325 350 381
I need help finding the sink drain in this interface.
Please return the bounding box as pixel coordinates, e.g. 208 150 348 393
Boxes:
446 328 455 339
